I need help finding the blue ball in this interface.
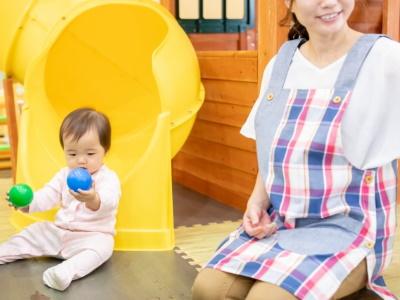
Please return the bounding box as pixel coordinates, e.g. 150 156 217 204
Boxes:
67 168 93 192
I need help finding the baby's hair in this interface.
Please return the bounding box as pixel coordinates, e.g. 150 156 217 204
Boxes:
59 107 111 152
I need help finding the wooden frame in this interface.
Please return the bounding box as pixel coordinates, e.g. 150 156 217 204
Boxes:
175 0 255 34
383 0 400 40
3 78 18 182
161 0 257 50
257 0 287 88
160 0 175 15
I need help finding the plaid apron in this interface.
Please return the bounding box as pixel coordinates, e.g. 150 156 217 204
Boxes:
206 35 398 300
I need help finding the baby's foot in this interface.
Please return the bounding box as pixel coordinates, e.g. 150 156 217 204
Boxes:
42 264 72 291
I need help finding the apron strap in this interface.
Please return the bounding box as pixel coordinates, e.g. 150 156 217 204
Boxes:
267 34 389 92
334 34 388 90
268 38 304 91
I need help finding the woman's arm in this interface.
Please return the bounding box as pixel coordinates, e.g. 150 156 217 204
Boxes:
243 172 276 239
247 172 270 212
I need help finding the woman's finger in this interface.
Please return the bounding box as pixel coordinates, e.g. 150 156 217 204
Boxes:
248 210 261 226
263 223 277 236
244 222 264 237
252 222 277 239
254 231 267 239
245 205 263 226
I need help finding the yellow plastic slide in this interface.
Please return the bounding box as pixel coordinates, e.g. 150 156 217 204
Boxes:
0 0 204 250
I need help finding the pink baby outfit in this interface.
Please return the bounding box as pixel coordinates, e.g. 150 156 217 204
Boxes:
0 165 121 291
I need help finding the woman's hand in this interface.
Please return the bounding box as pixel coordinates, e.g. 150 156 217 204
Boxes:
243 202 277 239
242 172 276 239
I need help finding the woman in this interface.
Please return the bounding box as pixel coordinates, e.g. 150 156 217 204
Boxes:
192 1 400 299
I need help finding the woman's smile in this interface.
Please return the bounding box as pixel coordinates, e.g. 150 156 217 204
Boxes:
317 10 343 23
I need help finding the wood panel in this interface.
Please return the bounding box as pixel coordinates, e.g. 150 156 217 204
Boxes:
173 168 248 211
188 30 257 51
180 136 257 175
197 100 251 128
258 0 288 87
3 79 17 182
198 51 257 82
349 0 383 33
383 0 400 40
190 120 256 152
189 33 242 51
172 2 287 210
159 0 175 15
202 79 258 106
173 152 255 195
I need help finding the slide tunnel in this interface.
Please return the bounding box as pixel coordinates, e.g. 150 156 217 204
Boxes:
0 0 204 250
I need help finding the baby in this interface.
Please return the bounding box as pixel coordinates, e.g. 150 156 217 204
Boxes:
1 107 121 291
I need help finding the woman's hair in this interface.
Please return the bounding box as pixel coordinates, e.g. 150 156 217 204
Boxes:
280 1 309 40
59 107 111 152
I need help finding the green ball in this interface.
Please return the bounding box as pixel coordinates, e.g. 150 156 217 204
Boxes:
9 184 33 208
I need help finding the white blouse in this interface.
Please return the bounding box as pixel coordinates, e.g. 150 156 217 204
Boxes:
241 37 400 169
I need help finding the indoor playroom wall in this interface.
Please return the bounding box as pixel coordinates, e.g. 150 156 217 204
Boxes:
164 0 400 211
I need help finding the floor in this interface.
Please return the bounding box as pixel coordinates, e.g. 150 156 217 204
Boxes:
0 171 398 299
0 177 243 300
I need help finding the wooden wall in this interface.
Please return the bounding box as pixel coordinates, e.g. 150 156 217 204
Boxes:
349 0 384 33
171 1 287 211
166 0 400 211
172 51 259 210
188 30 257 51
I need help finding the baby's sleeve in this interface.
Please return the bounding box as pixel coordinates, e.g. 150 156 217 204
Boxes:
240 56 276 139
29 169 65 213
94 170 121 214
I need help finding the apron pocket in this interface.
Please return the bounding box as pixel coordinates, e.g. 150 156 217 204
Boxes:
276 214 362 255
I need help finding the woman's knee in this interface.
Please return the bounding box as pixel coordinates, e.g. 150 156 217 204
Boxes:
245 281 297 300
332 260 367 299
192 269 217 300
192 268 254 300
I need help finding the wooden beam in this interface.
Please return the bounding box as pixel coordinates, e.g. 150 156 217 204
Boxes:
383 0 400 40
257 0 288 89
3 78 17 182
257 0 274 88
160 0 175 15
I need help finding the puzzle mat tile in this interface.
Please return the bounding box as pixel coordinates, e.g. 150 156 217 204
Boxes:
174 220 241 271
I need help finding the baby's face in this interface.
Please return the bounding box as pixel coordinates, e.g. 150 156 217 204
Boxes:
63 129 105 174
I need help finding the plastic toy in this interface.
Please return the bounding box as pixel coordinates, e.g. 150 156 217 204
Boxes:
0 0 204 250
8 183 33 207
67 168 93 192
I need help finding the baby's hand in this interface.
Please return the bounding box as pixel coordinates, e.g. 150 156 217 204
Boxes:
69 182 100 211
5 192 15 209
5 192 29 212
70 186 96 203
